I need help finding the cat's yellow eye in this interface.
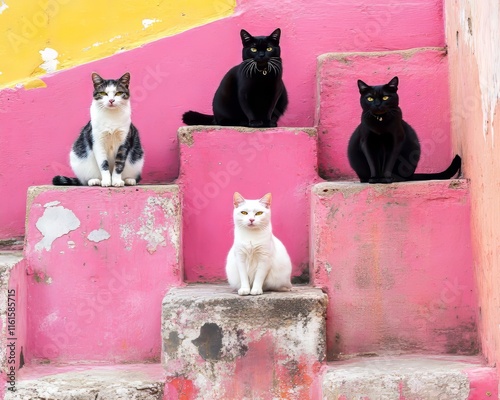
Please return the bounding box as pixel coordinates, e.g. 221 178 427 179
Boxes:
116 92 124 96
241 211 248 215
266 47 273 52
367 96 374 102
250 48 257 52
382 96 389 100
99 92 107 96
255 211 264 216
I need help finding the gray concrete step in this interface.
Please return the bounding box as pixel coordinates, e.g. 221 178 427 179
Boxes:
322 355 497 399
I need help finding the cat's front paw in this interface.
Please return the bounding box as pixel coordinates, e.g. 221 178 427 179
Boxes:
101 177 111 187
249 120 264 128
250 287 263 296
112 178 125 187
238 287 251 296
124 178 137 186
88 179 101 186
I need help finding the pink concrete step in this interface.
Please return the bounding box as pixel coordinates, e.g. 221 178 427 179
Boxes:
162 284 327 400
315 47 453 180
177 126 320 282
310 180 478 358
23 185 182 364
4 363 165 399
0 252 26 398
321 355 497 400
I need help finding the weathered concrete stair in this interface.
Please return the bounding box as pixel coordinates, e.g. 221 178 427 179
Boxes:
177 126 320 283
310 180 478 359
321 355 497 399
23 185 182 364
162 284 327 400
315 47 453 180
4 363 165 400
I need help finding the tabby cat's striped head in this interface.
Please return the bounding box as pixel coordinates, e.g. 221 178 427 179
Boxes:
91 72 131 110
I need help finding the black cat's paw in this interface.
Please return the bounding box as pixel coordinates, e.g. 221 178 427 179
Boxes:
369 177 393 184
249 120 264 128
268 121 278 128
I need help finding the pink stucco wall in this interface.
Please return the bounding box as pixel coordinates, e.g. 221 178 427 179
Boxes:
178 127 319 282
23 185 181 363
0 0 446 241
316 48 453 180
445 0 500 372
311 180 478 358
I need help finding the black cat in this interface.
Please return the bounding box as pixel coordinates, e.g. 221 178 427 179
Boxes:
347 76 461 183
182 28 288 128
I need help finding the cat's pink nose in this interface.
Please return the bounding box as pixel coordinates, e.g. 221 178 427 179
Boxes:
249 219 255 223
109 99 115 104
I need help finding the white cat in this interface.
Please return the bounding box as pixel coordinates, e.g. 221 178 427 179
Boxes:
53 72 144 187
225 192 292 296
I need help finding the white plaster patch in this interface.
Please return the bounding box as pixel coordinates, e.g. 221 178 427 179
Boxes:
39 48 60 73
35 206 80 251
0 1 8 14
67 241 75 249
137 196 179 255
142 18 161 29
461 1 500 143
44 201 61 208
87 229 110 243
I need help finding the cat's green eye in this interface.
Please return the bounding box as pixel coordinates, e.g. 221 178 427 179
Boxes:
241 211 248 215
382 96 389 100
116 92 124 96
255 211 264 216
250 48 257 52
367 96 374 102
266 47 273 52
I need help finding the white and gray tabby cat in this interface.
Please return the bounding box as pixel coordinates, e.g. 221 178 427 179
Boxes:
226 192 292 296
53 72 144 187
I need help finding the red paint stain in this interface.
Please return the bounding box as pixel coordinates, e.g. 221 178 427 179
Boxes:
398 381 407 400
165 377 197 400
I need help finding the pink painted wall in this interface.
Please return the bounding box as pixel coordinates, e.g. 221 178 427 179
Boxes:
23 185 181 363
316 48 453 180
178 127 319 282
0 0 446 240
311 180 478 358
445 0 500 372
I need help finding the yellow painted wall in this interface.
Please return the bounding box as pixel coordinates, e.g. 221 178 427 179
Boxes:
0 0 235 89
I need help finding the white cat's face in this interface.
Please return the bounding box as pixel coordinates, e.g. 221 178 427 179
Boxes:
233 192 272 230
91 72 131 110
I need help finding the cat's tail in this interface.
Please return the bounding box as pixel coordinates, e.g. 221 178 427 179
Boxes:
182 111 215 125
411 155 462 181
52 176 82 186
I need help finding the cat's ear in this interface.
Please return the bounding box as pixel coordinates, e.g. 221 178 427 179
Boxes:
259 193 272 209
240 29 253 45
119 72 130 86
387 76 399 91
92 73 104 87
233 192 246 208
269 28 281 43
357 80 370 94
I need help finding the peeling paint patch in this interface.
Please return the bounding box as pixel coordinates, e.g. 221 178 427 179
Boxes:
87 229 111 243
39 48 60 73
0 1 8 14
67 241 75 249
44 201 60 208
35 206 80 251
142 18 161 29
